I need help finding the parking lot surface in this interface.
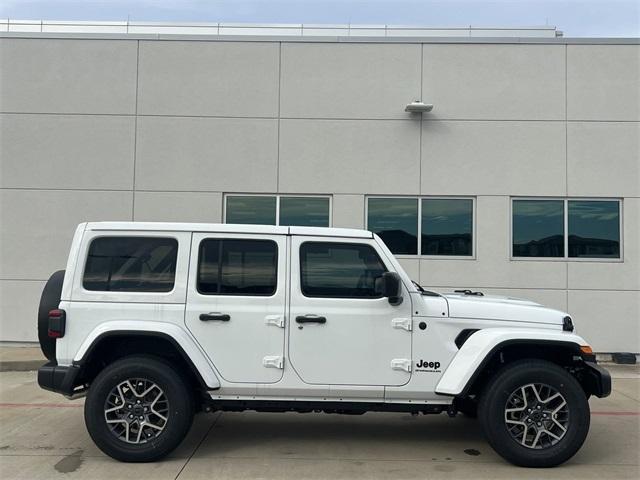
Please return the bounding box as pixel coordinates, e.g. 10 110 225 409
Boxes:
0 366 638 480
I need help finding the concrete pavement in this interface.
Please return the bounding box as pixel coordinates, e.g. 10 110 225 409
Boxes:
0 367 638 479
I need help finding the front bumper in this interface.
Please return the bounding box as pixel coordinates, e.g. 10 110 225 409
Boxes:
37 362 83 397
583 361 612 398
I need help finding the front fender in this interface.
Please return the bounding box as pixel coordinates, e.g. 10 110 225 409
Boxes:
74 321 221 389
435 328 588 396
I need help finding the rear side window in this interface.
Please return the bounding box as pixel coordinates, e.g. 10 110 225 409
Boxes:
197 239 278 296
300 242 387 298
83 237 178 292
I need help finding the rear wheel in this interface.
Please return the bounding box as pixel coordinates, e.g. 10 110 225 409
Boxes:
84 356 194 462
478 359 590 467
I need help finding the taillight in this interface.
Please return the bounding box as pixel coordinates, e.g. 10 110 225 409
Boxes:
48 309 66 338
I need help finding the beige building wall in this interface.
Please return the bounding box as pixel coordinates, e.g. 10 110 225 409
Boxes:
1 36 638 351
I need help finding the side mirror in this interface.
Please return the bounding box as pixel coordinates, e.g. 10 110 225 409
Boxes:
380 272 403 306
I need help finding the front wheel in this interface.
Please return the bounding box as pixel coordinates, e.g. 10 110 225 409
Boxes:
84 356 194 462
478 359 590 467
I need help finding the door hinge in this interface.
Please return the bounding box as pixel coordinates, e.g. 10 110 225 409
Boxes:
264 315 285 328
391 317 412 331
391 358 412 372
262 355 284 369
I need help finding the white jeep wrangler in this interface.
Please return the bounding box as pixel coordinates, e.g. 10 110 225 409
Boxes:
37 222 610 467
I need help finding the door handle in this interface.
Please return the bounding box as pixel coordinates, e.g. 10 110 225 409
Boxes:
295 315 326 324
199 312 231 322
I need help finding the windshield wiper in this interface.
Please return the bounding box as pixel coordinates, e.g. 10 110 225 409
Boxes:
412 280 441 297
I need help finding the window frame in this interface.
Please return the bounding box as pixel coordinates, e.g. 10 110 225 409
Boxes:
223 193 332 227
196 238 279 297
510 197 624 262
365 195 477 260
299 241 389 300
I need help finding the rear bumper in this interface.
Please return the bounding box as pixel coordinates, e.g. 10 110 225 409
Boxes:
584 361 612 398
37 362 82 397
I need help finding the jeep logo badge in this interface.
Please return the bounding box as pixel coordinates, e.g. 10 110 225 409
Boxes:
416 360 441 372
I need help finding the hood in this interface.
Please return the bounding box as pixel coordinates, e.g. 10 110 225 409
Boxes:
442 292 568 327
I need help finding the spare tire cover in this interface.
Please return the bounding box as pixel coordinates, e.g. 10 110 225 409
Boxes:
38 270 65 362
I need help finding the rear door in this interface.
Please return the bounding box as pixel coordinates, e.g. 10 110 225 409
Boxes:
288 236 413 386
185 233 287 383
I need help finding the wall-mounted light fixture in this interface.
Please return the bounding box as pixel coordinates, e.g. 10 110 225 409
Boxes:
405 100 434 113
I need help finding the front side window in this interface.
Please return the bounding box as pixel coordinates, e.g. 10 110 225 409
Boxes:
225 195 330 227
83 237 178 292
568 201 620 258
512 200 565 257
198 239 278 296
300 242 387 298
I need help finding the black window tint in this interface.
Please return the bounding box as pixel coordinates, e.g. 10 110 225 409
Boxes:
226 196 277 225
367 198 418 254
300 242 387 298
421 199 473 256
512 200 565 257
198 239 277 296
569 201 620 258
83 237 178 292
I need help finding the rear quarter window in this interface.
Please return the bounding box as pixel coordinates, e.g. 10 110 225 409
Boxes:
83 237 178 292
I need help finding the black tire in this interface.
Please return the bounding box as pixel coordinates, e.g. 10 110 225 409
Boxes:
37 270 65 362
478 359 589 468
84 356 194 462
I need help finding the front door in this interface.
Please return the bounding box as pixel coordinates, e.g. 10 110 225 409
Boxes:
288 237 412 386
185 233 287 383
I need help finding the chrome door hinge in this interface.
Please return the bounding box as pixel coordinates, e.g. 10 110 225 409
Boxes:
262 355 284 369
264 315 285 328
391 358 412 372
391 317 412 331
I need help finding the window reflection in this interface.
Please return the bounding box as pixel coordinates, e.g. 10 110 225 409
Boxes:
367 198 418 254
198 239 277 295
279 197 330 227
83 237 178 292
226 196 276 225
512 200 564 257
300 242 387 298
568 201 620 258
421 199 473 256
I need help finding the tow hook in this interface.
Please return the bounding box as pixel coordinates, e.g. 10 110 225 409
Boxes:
447 405 458 418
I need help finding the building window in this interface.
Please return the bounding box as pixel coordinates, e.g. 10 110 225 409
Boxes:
421 199 473 256
83 237 178 292
197 239 278 296
225 195 330 227
367 198 418 254
512 200 565 258
512 199 621 260
366 197 474 256
568 200 620 258
225 196 277 225
300 242 387 298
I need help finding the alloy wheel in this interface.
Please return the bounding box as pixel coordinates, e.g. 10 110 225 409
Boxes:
103 378 169 444
504 383 570 449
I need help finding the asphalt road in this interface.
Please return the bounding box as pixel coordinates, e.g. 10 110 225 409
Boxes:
0 367 638 479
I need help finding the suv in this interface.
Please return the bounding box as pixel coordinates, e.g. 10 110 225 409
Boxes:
37 222 610 466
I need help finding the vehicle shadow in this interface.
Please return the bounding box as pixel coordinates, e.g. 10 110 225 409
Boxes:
194 411 490 461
